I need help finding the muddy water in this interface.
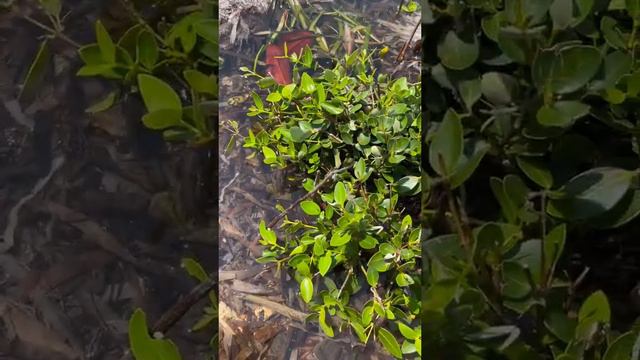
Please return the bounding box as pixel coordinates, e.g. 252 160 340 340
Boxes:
217 0 420 358
0 1 215 359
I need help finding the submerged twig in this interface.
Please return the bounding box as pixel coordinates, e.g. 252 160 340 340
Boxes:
0 155 65 253
151 275 217 335
395 19 420 63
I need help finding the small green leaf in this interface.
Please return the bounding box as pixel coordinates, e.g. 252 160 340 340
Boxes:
458 77 481 110
547 167 633 220
397 322 417 340
300 200 321 216
282 83 296 100
142 109 183 130
334 182 347 207
437 31 479 70
428 110 463 176
95 20 116 63
300 277 313 303
259 219 277 245
129 309 182 360
137 30 158 69
301 73 316 94
138 74 183 113
181 258 209 283
330 231 351 247
550 0 573 30
318 307 334 337
266 92 282 103
377 327 403 359
85 91 118 113
317 253 331 276
19 39 51 104
183 70 217 96
481 72 518 105
320 102 343 114
517 156 553 189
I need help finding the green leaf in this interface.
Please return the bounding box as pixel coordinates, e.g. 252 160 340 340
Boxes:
259 219 277 245
458 77 481 110
395 273 414 287
550 0 573 30
300 200 321 216
194 19 218 44
543 224 566 278
481 72 518 105
183 70 216 96
261 146 277 164
396 176 420 195
517 156 553 189
266 92 282 103
532 45 601 94
536 101 590 128
19 39 51 104
428 110 463 176
576 290 611 339
282 83 296 100
330 231 351 247
591 51 632 91
137 30 158 69
334 181 347 207
437 31 479 70
318 307 334 337
593 190 640 229
377 327 403 359
397 322 417 340
547 167 633 220
603 332 637 360
627 0 640 19
181 258 209 283
320 102 343 114
142 109 183 130
138 74 183 113
300 276 313 303
601 16 627 50
129 309 182 360
318 253 331 276
95 20 116 63
301 73 316 94
450 140 489 189
85 90 118 113
39 0 61 16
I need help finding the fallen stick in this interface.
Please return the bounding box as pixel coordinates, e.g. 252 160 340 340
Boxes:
248 165 352 256
151 275 217 335
238 293 307 322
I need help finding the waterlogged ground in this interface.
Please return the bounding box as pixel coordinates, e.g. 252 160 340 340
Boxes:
0 1 215 359
217 0 420 358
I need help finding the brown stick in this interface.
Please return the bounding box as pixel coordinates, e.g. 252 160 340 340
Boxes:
395 19 421 63
248 165 352 256
151 276 217 334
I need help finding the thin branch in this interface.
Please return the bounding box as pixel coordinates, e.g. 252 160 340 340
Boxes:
151 276 217 335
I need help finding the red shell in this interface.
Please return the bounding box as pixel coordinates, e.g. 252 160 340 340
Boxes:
264 31 315 85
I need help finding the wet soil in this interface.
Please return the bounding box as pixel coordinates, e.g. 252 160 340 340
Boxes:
0 1 216 359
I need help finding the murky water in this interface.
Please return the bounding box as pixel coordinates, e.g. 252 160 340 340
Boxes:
0 1 215 359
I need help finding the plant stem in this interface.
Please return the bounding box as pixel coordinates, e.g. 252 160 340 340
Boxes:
22 15 80 48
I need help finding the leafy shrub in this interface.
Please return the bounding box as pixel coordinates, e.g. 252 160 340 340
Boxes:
242 47 422 357
424 0 640 358
77 0 217 145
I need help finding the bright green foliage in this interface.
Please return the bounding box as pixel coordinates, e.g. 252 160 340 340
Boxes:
424 0 640 358
243 48 421 358
77 5 217 145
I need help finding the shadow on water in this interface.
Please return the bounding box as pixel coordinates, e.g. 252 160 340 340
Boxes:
0 1 216 359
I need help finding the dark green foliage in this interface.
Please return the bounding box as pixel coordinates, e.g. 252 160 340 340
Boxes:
424 0 640 358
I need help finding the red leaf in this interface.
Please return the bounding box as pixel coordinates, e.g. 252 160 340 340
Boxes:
264 31 315 85
265 44 292 85
278 31 314 56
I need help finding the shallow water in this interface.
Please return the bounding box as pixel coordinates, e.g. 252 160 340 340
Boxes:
0 1 216 359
